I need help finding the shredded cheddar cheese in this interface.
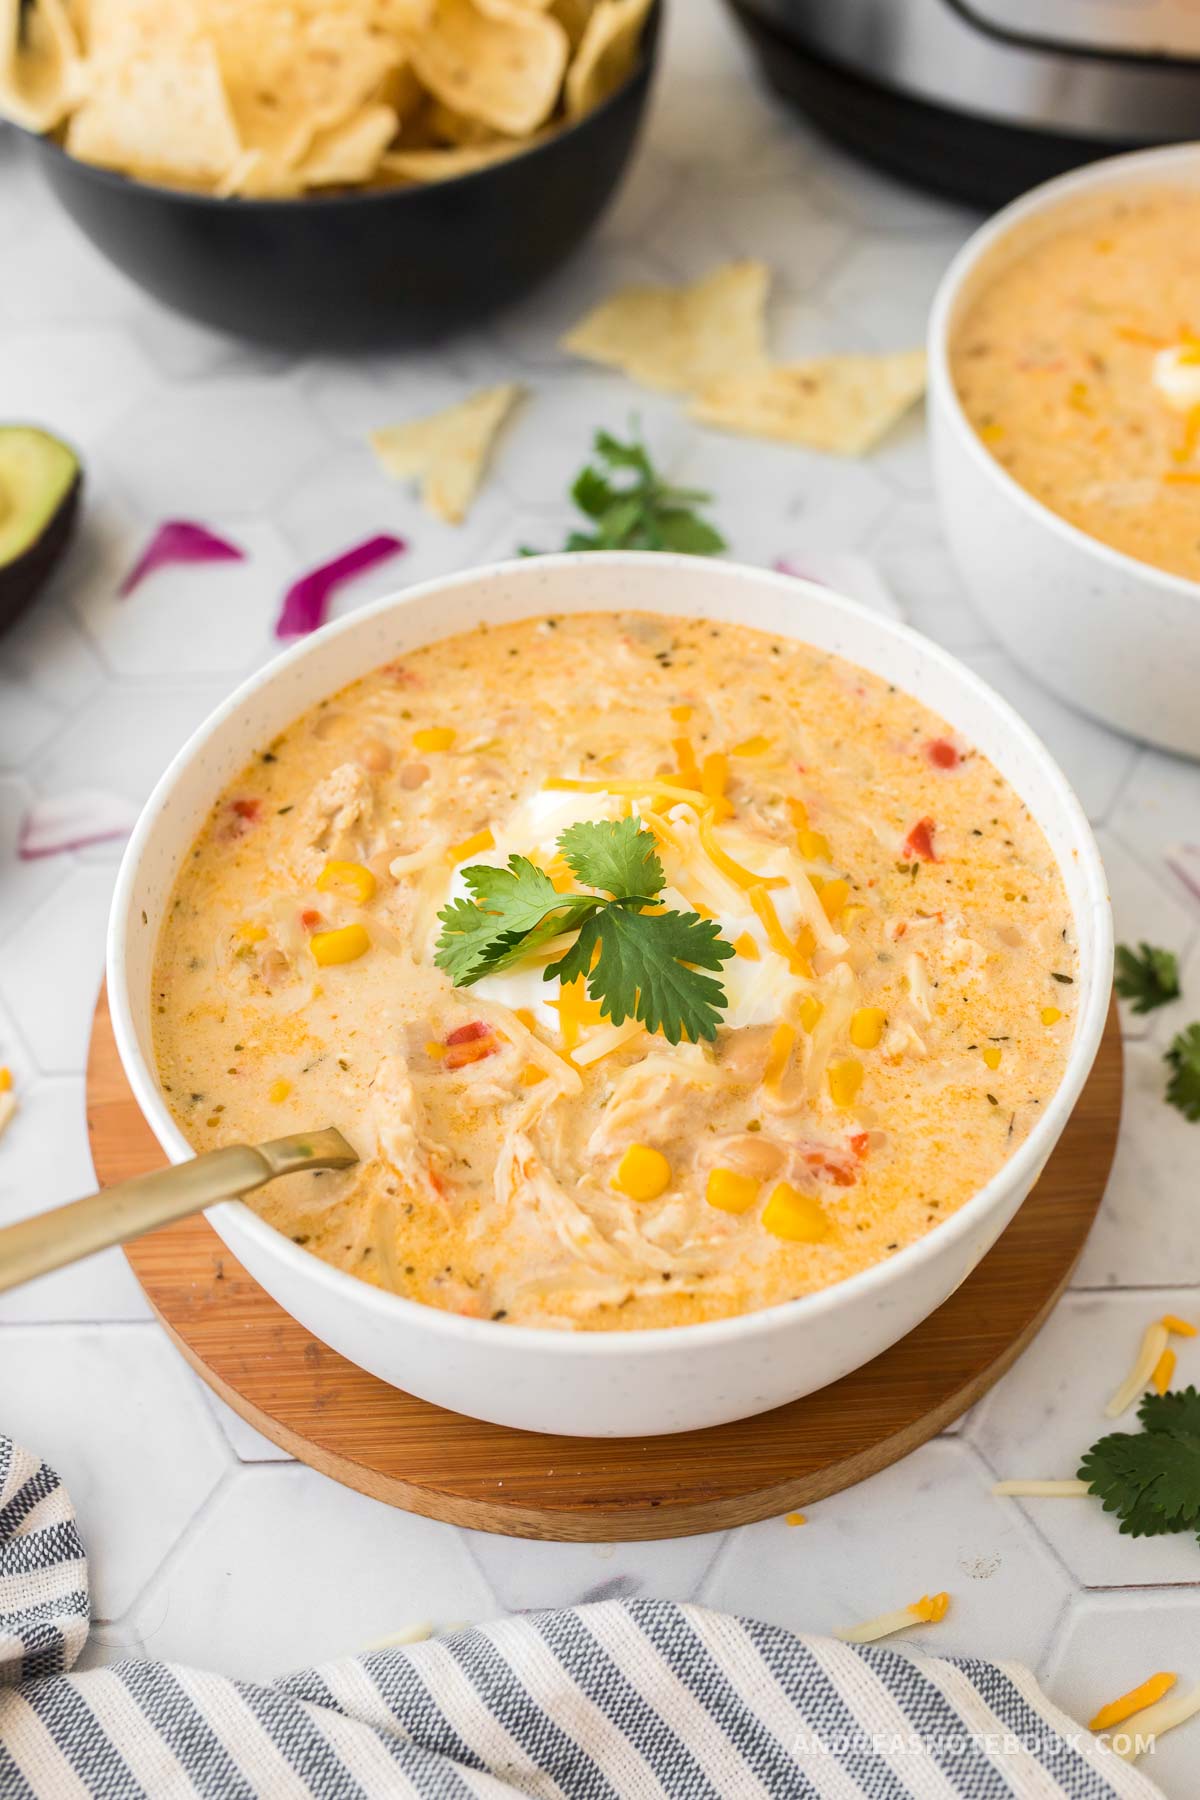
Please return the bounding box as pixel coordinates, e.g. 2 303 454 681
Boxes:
1090 1672 1177 1734
836 1592 951 1643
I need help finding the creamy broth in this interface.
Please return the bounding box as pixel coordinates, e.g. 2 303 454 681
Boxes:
153 611 1076 1331
952 188 1200 582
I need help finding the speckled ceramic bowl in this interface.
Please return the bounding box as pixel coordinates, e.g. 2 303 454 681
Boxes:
929 143 1200 760
107 554 1112 1437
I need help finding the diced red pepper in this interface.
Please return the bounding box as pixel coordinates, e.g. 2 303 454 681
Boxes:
926 738 960 770
300 908 323 931
904 817 938 862
849 1131 870 1160
445 1020 490 1046
231 798 261 821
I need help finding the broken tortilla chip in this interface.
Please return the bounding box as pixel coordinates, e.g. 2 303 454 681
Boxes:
564 0 652 118
296 104 402 189
409 0 567 137
691 350 928 456
562 260 769 395
369 384 524 523
66 36 242 188
375 137 535 184
0 0 81 131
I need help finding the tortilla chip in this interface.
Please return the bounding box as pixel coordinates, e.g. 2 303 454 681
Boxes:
369 384 524 523
375 136 532 182
296 103 400 188
426 97 505 147
0 0 82 131
564 0 650 117
409 0 567 137
551 0 598 48
562 261 770 395
66 36 241 187
691 350 929 456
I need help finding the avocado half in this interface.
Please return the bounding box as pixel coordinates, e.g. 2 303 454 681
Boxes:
0 426 82 634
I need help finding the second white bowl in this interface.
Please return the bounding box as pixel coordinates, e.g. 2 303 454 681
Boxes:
929 143 1200 760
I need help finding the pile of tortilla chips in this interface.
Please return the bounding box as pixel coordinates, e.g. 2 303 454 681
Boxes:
0 0 654 198
563 260 928 455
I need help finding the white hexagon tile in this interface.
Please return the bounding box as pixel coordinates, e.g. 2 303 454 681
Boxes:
2 0 1199 1790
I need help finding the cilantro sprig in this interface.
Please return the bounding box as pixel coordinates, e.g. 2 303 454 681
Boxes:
1080 1386 1200 1544
523 429 726 556
434 817 734 1045
1115 940 1180 1014
1165 1023 1200 1123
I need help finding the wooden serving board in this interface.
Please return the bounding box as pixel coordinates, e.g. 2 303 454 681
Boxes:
87 988 1121 1541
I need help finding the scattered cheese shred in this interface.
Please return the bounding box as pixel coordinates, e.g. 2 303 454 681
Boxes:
0 1090 16 1143
835 1592 951 1643
1162 1314 1198 1338
1112 1683 1200 1763
1153 1347 1177 1396
1090 1672 1177 1734
785 1511 806 1527
992 1479 1090 1497
1105 1319 1171 1418
762 1021 796 1092
748 884 805 970
698 815 787 892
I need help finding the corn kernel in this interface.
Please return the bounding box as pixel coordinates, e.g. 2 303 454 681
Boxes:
828 1057 863 1108
235 921 268 944
412 727 455 752
670 704 693 722
785 1512 806 1527
733 932 761 961
613 1144 671 1202
447 828 494 864
820 878 850 921
706 1167 760 1214
268 1078 292 1104
797 995 823 1034
982 1046 1002 1071
425 1041 447 1059
310 922 370 966
1041 1006 1061 1026
519 1064 547 1087
0 1067 12 1093
849 1007 886 1050
797 828 832 862
316 860 377 905
762 1182 829 1243
788 797 809 830
731 734 771 757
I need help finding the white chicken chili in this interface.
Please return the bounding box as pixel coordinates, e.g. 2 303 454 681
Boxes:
152 610 1076 1330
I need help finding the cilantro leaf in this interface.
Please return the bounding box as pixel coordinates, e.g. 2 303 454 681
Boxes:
434 855 595 986
524 427 726 557
1165 1023 1200 1122
1115 941 1181 1014
548 903 734 1045
1079 1386 1200 1541
434 819 736 1040
558 817 665 900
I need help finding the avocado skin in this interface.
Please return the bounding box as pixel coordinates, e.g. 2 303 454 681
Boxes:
0 468 82 636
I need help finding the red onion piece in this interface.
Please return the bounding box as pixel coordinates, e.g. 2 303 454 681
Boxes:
774 554 901 620
1167 844 1200 906
18 790 139 860
119 521 245 597
275 534 406 639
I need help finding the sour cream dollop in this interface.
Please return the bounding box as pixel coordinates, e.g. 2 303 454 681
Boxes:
1152 343 1200 414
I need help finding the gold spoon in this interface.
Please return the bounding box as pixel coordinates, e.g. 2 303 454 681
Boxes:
0 1127 358 1294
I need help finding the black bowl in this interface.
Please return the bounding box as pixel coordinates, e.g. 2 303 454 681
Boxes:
24 3 660 349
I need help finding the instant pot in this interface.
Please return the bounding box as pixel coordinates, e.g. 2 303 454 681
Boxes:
725 0 1200 205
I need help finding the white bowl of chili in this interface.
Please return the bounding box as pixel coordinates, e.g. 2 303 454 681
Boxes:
108 553 1111 1438
929 143 1200 759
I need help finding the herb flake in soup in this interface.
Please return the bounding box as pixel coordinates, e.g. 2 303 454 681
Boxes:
152 612 1076 1330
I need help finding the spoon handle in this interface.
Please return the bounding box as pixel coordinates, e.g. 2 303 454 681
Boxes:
0 1127 357 1294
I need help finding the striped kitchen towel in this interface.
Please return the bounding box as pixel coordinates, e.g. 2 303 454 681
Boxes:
0 1438 1162 1799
